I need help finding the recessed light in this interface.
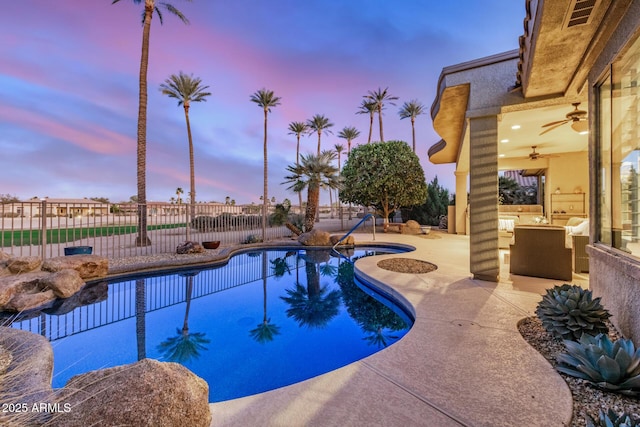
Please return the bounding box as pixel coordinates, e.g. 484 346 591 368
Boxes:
579 130 589 135
500 139 509 143
499 154 505 158
511 125 521 130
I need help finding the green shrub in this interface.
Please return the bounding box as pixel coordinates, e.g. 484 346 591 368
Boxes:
587 408 640 427
535 284 610 341
557 333 640 396
243 234 262 244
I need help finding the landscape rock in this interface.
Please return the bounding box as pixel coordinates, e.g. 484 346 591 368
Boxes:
330 234 355 246
42 255 108 280
43 281 108 316
5 289 57 312
298 229 331 246
0 271 48 307
0 327 55 426
7 256 42 274
176 241 206 254
405 220 422 235
0 251 11 261
50 358 212 427
39 269 85 299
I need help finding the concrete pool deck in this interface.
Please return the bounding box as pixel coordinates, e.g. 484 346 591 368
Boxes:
209 230 589 427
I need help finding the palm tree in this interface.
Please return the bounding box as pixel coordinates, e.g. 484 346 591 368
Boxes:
283 152 341 231
112 0 190 246
356 100 377 144
250 88 282 243
334 144 345 228
135 278 146 360
337 126 360 155
306 114 334 155
176 187 184 204
398 99 425 153
249 253 282 343
288 121 308 214
160 72 211 232
365 87 398 142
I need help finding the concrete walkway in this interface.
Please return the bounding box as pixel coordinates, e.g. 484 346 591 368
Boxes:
210 231 587 427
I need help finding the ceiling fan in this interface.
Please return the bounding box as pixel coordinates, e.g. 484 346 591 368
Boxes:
539 102 588 135
528 146 557 160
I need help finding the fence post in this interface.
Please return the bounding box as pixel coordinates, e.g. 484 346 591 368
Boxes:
40 198 47 261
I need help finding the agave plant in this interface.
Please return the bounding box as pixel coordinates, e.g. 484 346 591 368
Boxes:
556 333 640 396
535 284 610 341
586 408 640 427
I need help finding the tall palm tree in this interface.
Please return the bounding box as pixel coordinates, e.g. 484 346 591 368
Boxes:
160 71 211 235
288 121 308 214
283 152 341 231
306 114 334 155
337 126 360 155
112 0 190 246
334 144 345 228
365 87 398 142
356 100 376 144
176 187 184 204
398 99 425 153
250 88 282 243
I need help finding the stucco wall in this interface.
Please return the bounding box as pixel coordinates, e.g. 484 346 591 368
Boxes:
545 151 589 216
588 245 640 342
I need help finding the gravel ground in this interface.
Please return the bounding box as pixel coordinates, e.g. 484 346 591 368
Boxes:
518 317 640 426
377 257 437 274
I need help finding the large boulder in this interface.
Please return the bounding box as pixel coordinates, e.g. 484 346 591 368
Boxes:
329 234 355 246
4 289 57 312
50 358 211 427
42 255 108 280
0 271 48 307
44 281 108 316
405 219 422 235
0 327 55 426
7 256 42 274
298 229 331 246
176 241 206 254
39 269 85 299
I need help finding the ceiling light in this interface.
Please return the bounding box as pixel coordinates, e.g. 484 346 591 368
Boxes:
511 125 521 130
571 120 589 133
579 130 589 135
500 139 509 143
499 154 505 158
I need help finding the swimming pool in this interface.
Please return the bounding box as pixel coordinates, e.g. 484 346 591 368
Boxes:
11 247 413 402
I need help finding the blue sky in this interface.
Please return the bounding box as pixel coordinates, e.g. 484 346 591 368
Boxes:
0 1 524 204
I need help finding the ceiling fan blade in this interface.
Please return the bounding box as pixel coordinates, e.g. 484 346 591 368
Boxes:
541 119 570 128
539 121 569 135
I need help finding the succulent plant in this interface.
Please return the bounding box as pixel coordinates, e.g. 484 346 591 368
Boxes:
556 333 640 396
535 284 610 341
586 408 640 427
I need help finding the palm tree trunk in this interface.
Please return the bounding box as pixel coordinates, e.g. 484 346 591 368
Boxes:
184 104 195 241
262 109 268 242
368 113 373 143
135 279 146 360
136 4 153 247
378 107 384 142
297 135 303 214
316 131 321 155
411 117 416 152
305 185 319 231
329 187 333 218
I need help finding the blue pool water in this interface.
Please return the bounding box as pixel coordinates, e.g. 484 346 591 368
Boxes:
12 247 413 402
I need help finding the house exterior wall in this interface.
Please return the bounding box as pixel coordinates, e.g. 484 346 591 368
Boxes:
587 2 640 342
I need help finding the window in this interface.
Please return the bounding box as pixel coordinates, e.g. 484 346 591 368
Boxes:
597 34 640 257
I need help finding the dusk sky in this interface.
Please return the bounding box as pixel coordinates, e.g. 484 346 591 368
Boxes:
1 1 524 205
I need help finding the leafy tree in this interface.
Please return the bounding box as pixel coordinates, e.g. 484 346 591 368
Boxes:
356 100 377 144
112 0 191 246
499 176 537 205
340 141 427 225
288 121 309 213
306 114 334 155
283 152 340 232
402 176 450 226
250 88 282 242
365 87 398 142
90 197 110 204
160 72 211 224
398 99 425 153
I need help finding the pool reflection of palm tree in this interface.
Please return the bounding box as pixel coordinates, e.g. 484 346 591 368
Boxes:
135 278 146 360
157 272 210 363
250 253 282 343
281 252 341 328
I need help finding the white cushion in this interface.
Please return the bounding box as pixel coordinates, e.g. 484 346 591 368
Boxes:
566 219 589 236
498 218 515 232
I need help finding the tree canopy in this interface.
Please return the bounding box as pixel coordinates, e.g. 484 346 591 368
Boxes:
340 140 427 221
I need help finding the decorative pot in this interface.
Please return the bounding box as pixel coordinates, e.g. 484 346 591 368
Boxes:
64 246 93 256
202 241 220 250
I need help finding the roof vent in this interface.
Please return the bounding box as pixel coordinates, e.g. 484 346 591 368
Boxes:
564 0 598 28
